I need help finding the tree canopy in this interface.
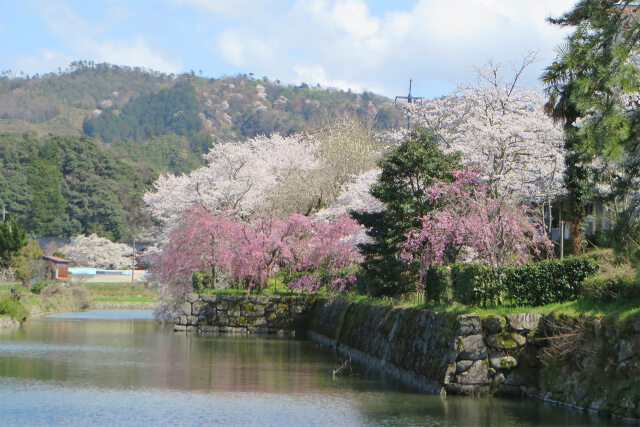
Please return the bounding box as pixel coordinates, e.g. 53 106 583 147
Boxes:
351 127 461 297
542 0 640 253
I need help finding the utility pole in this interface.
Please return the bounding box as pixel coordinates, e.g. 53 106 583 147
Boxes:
395 79 424 129
131 237 136 283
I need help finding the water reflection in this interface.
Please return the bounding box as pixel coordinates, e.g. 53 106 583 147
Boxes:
0 311 627 426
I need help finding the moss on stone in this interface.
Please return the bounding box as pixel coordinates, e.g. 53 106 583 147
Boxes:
500 358 516 369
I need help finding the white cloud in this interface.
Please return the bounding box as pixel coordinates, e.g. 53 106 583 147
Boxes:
207 0 576 96
84 38 182 73
171 0 280 18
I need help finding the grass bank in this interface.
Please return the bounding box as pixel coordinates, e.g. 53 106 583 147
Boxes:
0 281 158 323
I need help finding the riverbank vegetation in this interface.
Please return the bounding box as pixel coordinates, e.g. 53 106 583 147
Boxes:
0 281 157 323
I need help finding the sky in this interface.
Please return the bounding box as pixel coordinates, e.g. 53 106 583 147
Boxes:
1 0 578 98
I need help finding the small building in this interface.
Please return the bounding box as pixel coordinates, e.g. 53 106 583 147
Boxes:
41 255 72 281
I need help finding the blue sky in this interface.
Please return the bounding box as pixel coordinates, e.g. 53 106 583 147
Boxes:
1 0 576 98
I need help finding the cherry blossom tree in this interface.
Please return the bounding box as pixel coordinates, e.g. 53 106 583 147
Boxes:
315 169 384 221
405 55 565 204
144 120 386 240
60 234 133 269
143 133 320 235
150 203 362 311
402 167 552 281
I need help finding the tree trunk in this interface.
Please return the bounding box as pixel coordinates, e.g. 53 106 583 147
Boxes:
568 218 584 255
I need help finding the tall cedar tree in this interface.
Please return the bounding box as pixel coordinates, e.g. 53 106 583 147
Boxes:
351 127 460 296
542 0 640 254
0 214 27 268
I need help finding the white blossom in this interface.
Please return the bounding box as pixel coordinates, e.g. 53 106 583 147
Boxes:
60 234 133 269
405 58 565 203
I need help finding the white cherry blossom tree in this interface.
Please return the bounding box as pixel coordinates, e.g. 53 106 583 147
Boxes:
405 55 565 203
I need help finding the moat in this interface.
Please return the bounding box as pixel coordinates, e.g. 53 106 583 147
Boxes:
0 310 628 426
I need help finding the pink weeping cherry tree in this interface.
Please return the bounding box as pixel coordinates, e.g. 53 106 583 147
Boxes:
401 167 553 295
151 203 362 314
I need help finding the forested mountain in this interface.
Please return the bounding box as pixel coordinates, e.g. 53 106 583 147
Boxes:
0 132 151 240
0 62 401 137
0 62 403 240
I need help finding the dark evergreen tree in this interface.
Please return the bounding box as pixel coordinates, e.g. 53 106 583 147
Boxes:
0 214 27 268
351 128 461 297
542 0 640 254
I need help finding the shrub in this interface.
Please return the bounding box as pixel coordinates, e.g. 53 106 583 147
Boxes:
31 279 55 295
450 263 504 306
424 266 452 303
192 271 214 292
42 283 69 297
70 286 90 309
9 286 26 302
444 256 598 307
582 273 639 301
504 257 598 306
581 259 639 301
0 295 28 322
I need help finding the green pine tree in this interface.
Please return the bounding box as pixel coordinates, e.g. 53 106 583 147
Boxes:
351 127 460 297
542 0 640 254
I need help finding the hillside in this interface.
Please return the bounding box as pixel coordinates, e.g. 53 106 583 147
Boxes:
0 62 404 240
0 62 401 135
0 132 151 240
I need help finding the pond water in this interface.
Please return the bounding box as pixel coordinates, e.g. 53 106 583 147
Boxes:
0 310 628 426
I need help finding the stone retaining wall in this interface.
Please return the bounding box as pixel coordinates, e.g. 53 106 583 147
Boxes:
306 299 542 396
174 293 315 334
174 294 640 420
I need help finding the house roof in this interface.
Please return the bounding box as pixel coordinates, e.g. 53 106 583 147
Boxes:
42 255 71 264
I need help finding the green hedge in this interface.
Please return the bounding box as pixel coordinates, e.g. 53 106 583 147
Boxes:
504 257 598 306
425 256 599 307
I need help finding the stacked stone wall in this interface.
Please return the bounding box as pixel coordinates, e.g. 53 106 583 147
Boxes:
174 294 640 420
174 293 314 334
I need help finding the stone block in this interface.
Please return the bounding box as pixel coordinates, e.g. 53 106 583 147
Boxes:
455 360 491 385
444 363 457 384
249 296 269 305
186 293 199 303
180 302 192 316
291 305 306 316
506 313 542 332
618 340 634 361
200 294 219 303
227 306 241 317
487 332 526 350
179 315 187 325
456 360 474 373
457 334 487 360
457 315 482 336
174 324 187 332
265 302 278 312
243 303 265 317
489 353 518 370
192 301 206 315
483 316 506 334
186 315 199 326
216 314 229 326
267 303 289 318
